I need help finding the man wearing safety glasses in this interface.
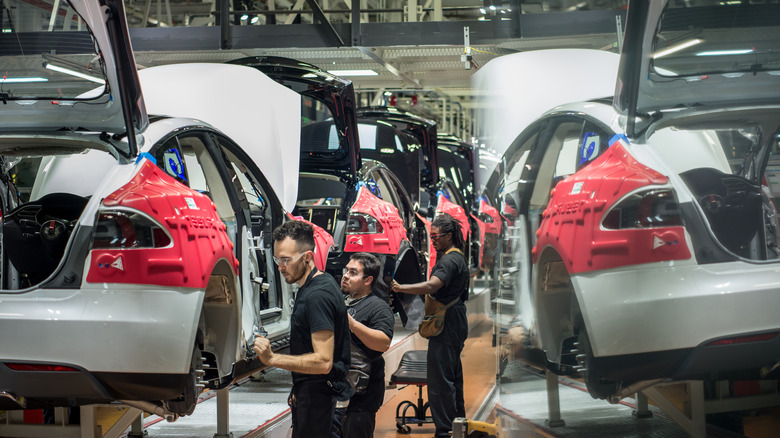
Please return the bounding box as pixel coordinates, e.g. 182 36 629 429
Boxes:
253 220 352 438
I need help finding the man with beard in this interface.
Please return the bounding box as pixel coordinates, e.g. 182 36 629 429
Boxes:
391 213 469 438
254 220 351 438
335 252 394 438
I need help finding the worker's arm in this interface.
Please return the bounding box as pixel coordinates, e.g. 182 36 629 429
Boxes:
391 275 444 296
348 314 391 352
254 329 334 374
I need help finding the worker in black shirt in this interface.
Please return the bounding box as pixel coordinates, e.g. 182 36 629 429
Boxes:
336 252 394 438
254 220 352 438
392 213 469 438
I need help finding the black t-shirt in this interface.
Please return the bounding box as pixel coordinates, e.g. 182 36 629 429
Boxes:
347 293 395 380
430 249 469 345
289 272 351 385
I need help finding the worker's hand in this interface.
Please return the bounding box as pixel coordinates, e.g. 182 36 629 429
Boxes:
347 312 356 331
253 336 273 365
391 279 402 292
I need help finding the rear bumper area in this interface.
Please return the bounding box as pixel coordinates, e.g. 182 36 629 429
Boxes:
571 261 780 358
596 330 780 382
0 284 204 403
0 364 188 409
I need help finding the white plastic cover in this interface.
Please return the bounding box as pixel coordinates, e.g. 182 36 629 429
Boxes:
138 63 302 211
471 49 620 188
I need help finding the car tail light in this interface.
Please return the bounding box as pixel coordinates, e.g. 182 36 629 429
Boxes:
707 333 778 346
5 363 78 372
477 212 494 223
346 212 384 234
91 208 172 249
602 189 682 229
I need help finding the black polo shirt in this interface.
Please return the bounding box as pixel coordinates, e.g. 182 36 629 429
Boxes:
289 272 351 385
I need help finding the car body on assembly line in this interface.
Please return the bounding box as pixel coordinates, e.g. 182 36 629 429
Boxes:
0 0 329 419
228 57 428 326
356 107 478 275
496 0 780 401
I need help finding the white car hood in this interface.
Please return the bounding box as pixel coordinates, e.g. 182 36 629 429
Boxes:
138 63 302 212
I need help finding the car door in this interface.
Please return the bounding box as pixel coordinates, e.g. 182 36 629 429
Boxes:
209 133 292 348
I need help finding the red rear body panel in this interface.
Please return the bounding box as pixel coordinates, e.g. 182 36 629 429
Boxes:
287 213 334 272
533 141 691 274
345 186 407 255
430 193 470 272
87 161 239 289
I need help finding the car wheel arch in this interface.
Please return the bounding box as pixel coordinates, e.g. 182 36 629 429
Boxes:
533 247 578 366
200 258 241 380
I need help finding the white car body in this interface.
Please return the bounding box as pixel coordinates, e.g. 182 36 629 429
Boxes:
492 0 780 400
0 0 319 417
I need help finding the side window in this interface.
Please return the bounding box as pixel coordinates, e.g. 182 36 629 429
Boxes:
529 120 584 211
177 134 236 229
154 137 189 186
504 129 539 211
381 169 410 223
366 169 395 206
214 137 267 216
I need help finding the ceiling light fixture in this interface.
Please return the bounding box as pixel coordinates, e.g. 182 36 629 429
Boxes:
45 64 105 84
327 69 378 77
0 77 48 83
697 49 754 56
652 38 703 59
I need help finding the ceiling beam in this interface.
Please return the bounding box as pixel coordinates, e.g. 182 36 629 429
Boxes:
128 10 625 51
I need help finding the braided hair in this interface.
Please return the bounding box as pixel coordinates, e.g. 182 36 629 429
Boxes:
432 213 465 252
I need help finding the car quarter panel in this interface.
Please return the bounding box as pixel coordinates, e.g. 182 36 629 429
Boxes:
345 185 407 255
533 138 691 274
87 159 239 288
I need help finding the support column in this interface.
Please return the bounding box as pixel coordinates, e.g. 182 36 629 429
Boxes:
214 387 233 438
544 370 565 427
432 0 442 21
127 412 145 438
634 392 653 419
406 0 417 22
79 406 100 438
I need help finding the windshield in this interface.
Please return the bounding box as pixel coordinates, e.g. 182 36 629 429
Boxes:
651 1 780 78
0 0 107 100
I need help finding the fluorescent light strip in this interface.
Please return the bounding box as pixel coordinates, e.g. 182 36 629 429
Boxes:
653 38 703 59
0 77 48 83
45 64 105 84
697 49 754 56
327 69 378 77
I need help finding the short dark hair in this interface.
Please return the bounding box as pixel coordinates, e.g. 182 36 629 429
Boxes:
272 220 315 253
432 212 465 251
349 252 381 288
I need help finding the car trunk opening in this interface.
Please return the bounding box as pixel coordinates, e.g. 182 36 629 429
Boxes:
648 110 780 261
1 143 116 289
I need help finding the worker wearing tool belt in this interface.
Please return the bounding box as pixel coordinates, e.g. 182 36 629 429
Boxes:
392 213 469 438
